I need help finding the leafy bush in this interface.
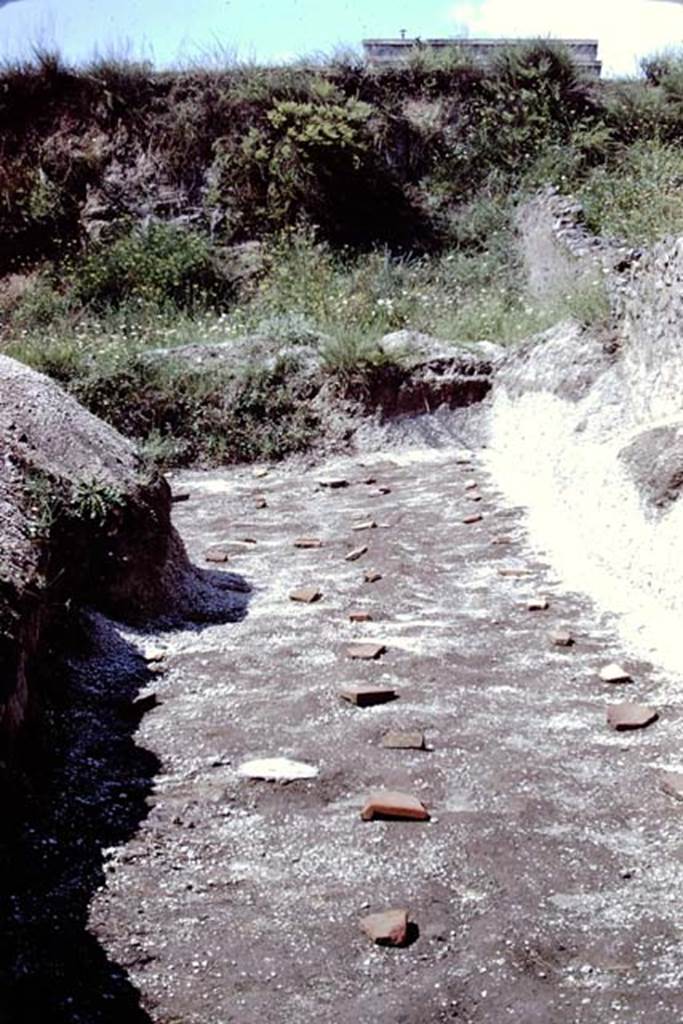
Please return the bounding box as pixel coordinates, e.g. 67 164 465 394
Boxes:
71 223 234 312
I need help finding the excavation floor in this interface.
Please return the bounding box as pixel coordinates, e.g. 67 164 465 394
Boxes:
84 446 683 1022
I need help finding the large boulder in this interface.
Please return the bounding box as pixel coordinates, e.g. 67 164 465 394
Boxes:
619 423 683 512
0 355 232 753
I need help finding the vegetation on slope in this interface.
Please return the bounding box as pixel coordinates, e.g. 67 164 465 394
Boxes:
2 41 683 464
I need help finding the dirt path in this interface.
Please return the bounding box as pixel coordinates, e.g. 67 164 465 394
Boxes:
87 445 683 1024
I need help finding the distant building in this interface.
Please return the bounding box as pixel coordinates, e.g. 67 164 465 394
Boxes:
362 38 602 79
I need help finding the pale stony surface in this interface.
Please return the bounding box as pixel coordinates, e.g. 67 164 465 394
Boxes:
6 445 683 1024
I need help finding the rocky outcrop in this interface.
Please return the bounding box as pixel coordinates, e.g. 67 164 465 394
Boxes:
619 423 683 512
0 355 232 754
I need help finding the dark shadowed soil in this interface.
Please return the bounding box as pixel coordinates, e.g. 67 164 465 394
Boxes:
5 442 683 1023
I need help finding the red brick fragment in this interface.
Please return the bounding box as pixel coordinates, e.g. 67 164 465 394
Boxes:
340 686 397 708
607 703 658 731
347 642 386 661
290 587 322 604
349 611 373 623
361 790 430 822
360 909 409 947
294 538 323 549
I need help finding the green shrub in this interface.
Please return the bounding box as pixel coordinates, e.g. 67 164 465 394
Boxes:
71 223 234 312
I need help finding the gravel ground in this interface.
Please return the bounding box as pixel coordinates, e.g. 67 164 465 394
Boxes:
4 443 683 1023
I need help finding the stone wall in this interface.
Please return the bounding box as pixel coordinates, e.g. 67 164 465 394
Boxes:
514 187 638 306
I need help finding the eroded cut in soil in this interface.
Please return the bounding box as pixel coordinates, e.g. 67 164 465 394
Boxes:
7 445 683 1023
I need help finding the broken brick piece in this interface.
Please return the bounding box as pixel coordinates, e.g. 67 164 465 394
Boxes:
294 538 323 549
345 546 368 562
347 643 386 661
205 546 230 563
462 514 482 525
318 478 348 489
528 596 550 611
352 520 378 532
340 686 397 708
600 663 632 684
364 571 383 583
290 587 322 604
360 909 409 947
349 611 373 623
382 730 425 750
660 771 683 801
607 703 658 731
360 790 430 822
551 629 574 647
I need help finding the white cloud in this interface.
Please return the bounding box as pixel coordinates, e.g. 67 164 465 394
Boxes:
449 0 683 76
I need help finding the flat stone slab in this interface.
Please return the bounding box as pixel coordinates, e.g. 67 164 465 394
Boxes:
462 514 482 525
364 571 383 583
349 611 373 622
237 757 319 782
345 546 368 562
660 771 683 800
346 643 386 661
607 703 659 731
294 538 323 549
382 730 426 750
205 546 230 563
550 629 574 647
290 587 322 604
317 478 349 489
528 596 550 611
600 663 632 684
352 520 378 532
361 790 430 822
340 686 397 708
360 909 409 947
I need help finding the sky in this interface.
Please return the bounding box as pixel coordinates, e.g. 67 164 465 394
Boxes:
0 0 682 76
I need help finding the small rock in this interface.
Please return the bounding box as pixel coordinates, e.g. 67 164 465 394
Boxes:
607 703 659 731
528 596 550 611
349 610 373 622
253 467 269 479
254 497 268 509
171 492 190 503
360 790 430 822
376 486 392 495
498 567 531 578
318 478 348 489
345 546 368 562
455 451 473 464
363 477 377 485
340 686 397 707
143 647 166 663
364 571 383 583
294 538 323 549
352 520 378 532
491 535 512 545
468 494 482 502
551 629 574 647
346 642 386 661
464 480 478 490
241 537 258 545
382 730 426 750
237 757 318 782
660 771 683 800
290 587 322 604
462 514 482 525
205 546 230 563
600 663 632 684
360 909 410 947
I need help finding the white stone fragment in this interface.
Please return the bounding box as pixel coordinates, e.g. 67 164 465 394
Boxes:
237 757 319 782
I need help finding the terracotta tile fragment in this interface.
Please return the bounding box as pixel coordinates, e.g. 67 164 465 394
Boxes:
349 611 373 622
360 790 430 821
360 909 409 947
600 663 632 684
382 731 426 750
550 629 574 647
607 703 658 731
345 546 368 562
339 686 397 707
462 514 482 525
294 538 323 549
346 642 386 661
205 546 230 563
290 587 322 604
